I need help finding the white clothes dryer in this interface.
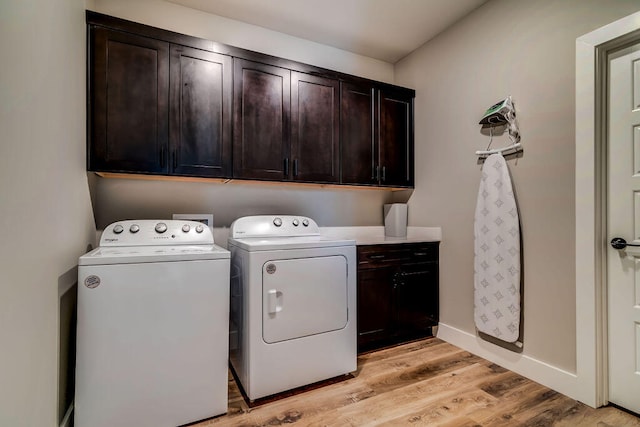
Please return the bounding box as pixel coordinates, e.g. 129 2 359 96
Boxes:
228 215 356 401
76 220 230 427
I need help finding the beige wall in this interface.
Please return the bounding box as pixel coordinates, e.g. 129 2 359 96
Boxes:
0 0 96 425
395 0 640 373
92 177 407 231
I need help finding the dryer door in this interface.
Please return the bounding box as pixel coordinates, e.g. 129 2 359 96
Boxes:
262 255 348 343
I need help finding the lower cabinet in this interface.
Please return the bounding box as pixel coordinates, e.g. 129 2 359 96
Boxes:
357 242 439 353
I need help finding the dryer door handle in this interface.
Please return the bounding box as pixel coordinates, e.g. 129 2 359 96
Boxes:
267 289 282 314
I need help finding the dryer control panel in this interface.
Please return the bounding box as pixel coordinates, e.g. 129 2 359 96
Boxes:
230 215 319 238
100 220 214 246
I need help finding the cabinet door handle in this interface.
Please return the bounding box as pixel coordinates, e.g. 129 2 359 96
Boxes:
160 147 166 168
172 150 177 169
284 158 289 177
369 254 385 260
400 270 430 277
371 94 376 180
293 159 299 177
381 166 386 182
414 252 428 256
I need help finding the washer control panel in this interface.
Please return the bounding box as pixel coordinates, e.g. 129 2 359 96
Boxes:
230 215 319 238
100 220 213 246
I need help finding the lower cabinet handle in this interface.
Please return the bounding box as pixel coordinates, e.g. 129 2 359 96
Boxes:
160 147 166 168
293 159 299 177
284 158 290 176
172 150 177 169
401 270 429 277
382 166 386 182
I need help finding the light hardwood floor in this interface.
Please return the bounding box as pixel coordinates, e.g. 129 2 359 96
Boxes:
193 338 640 426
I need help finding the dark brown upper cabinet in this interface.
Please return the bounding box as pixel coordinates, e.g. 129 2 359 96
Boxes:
341 82 376 185
341 82 414 187
378 88 414 187
290 72 340 183
89 27 170 174
170 46 232 177
87 12 414 188
233 59 291 180
233 64 340 184
88 25 232 178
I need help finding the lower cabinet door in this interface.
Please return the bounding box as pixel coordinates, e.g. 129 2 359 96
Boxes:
395 263 439 334
357 267 395 350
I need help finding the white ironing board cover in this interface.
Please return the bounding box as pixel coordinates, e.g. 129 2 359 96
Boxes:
474 153 521 343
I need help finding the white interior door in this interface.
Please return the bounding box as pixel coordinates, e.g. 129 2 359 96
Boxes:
608 41 640 414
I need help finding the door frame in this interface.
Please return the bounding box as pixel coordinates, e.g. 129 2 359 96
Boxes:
575 11 640 408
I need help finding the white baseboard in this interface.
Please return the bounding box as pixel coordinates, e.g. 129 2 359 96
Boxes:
437 323 584 404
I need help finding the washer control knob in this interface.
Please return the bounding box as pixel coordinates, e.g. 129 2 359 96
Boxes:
302 219 310 227
129 224 140 234
155 222 167 234
292 219 299 226
182 224 191 233
113 224 124 234
195 224 204 233
273 217 283 227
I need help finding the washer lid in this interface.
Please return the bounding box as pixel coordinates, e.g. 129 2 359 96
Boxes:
228 235 355 251
79 244 230 265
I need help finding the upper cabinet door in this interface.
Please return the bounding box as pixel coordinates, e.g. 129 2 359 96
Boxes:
169 46 232 177
233 59 291 180
89 27 169 173
378 88 414 187
341 82 376 185
291 72 340 183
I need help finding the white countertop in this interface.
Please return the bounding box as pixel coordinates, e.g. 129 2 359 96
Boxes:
320 226 441 245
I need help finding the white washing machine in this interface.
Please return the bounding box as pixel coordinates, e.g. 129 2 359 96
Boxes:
76 220 230 427
227 215 356 401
